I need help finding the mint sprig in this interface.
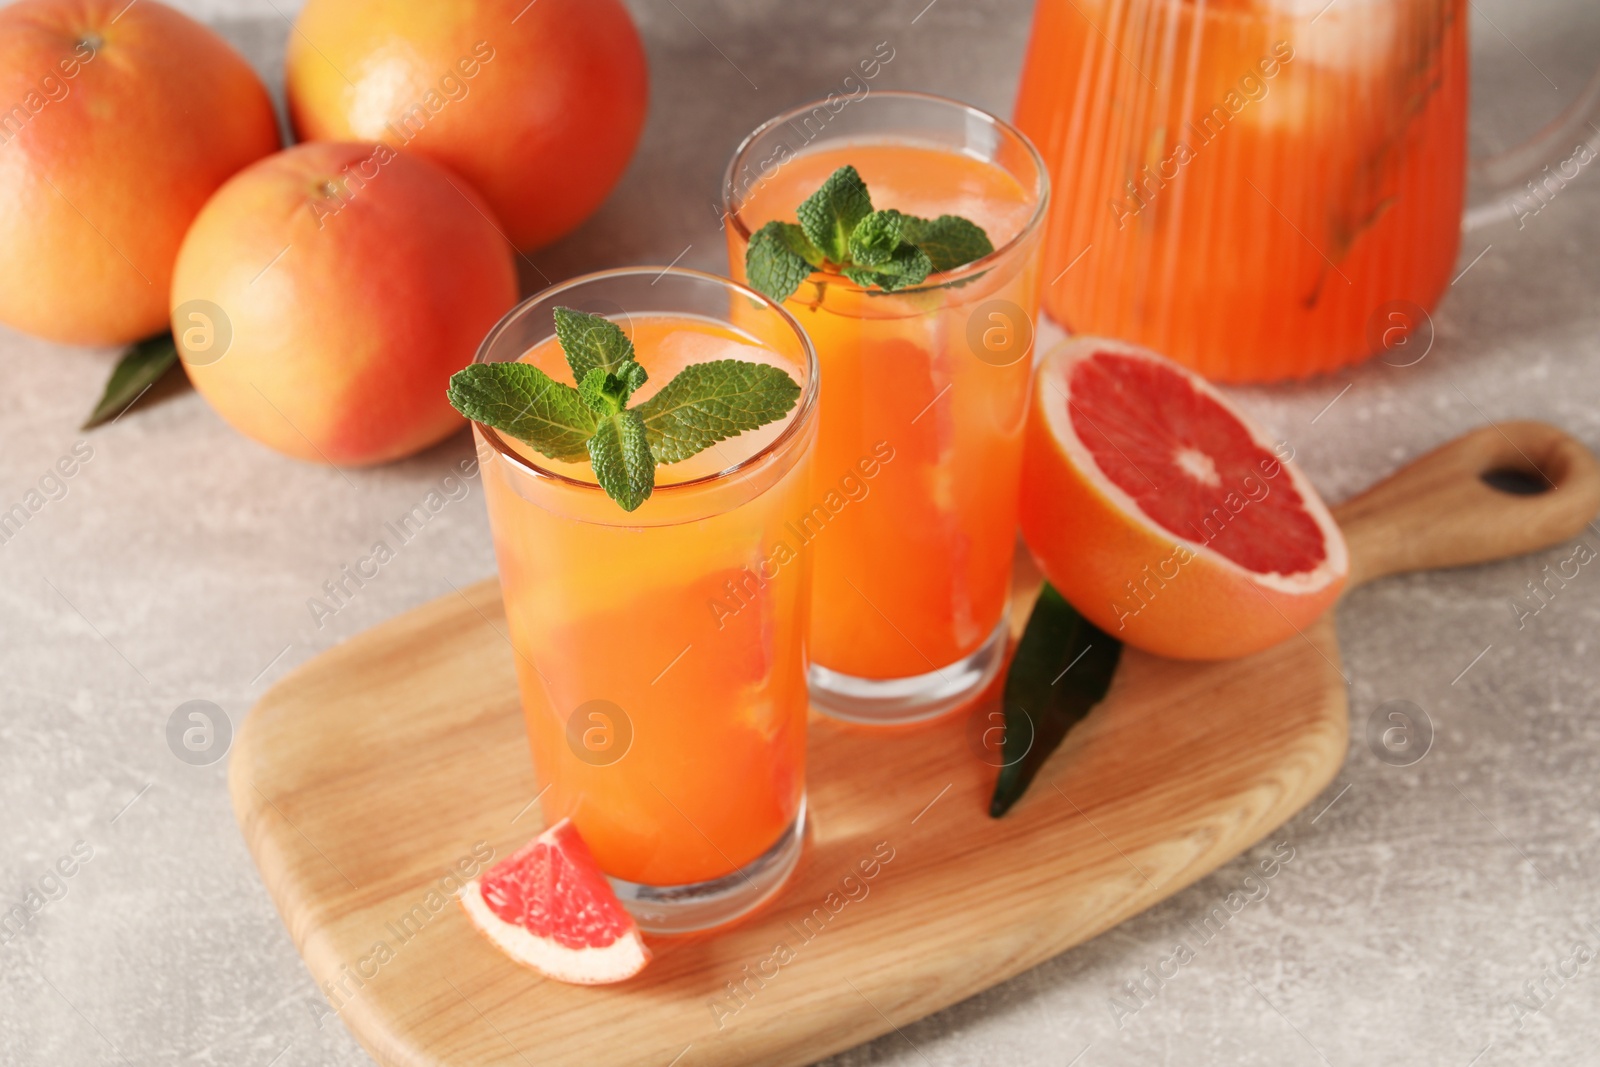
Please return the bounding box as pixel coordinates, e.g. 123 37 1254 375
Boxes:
554 306 636 382
743 165 995 303
636 359 802 463
446 361 595 462
448 308 801 512
747 222 821 306
586 408 654 512
797 165 873 263
902 214 995 272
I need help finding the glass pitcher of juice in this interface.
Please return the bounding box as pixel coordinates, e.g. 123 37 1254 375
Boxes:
1015 0 1600 381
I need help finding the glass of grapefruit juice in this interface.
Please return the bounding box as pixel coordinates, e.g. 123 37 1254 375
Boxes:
724 92 1048 724
472 268 818 933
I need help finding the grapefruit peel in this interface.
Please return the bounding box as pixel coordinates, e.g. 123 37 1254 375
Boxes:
1020 337 1349 660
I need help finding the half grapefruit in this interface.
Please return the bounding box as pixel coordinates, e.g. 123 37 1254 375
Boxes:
460 819 650 984
1019 338 1348 660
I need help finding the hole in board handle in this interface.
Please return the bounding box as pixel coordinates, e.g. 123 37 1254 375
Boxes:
1480 467 1551 496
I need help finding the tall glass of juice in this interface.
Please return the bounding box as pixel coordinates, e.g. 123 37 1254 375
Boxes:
724 92 1048 724
473 268 818 933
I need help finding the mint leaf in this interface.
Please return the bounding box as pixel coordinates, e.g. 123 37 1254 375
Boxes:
746 221 814 304
634 359 801 463
776 220 826 267
587 408 654 512
578 361 648 417
882 243 934 287
843 243 933 292
83 333 180 429
796 165 872 263
553 306 635 383
848 209 906 268
578 368 622 416
447 362 597 461
841 265 881 289
616 360 647 398
902 214 994 272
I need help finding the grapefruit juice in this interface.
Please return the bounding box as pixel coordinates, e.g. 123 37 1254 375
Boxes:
1013 0 1467 380
474 270 818 931
726 94 1048 723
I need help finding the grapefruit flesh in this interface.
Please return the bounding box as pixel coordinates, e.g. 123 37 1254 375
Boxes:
1020 338 1348 660
460 819 650 985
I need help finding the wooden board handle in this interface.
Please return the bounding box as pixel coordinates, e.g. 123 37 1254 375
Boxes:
1332 421 1600 588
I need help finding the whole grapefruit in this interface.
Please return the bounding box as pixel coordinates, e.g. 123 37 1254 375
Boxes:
171 142 518 467
0 0 279 345
285 0 648 252
1020 338 1349 660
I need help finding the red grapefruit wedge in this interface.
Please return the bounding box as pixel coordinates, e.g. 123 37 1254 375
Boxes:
460 819 650 984
1020 338 1348 660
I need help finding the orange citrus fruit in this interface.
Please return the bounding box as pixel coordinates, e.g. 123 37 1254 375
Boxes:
171 142 518 467
285 0 648 252
1020 338 1348 660
0 0 279 345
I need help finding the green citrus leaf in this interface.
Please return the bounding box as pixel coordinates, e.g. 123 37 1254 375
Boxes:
990 583 1122 818
82 333 180 430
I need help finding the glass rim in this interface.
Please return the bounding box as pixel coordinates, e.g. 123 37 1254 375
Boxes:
471 266 820 498
721 89 1051 294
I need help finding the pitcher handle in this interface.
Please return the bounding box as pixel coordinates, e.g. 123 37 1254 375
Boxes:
1462 64 1600 231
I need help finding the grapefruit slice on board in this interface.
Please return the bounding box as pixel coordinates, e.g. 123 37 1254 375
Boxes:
1020 338 1348 660
460 818 650 984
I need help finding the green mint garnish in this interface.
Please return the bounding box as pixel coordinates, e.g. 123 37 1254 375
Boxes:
553 306 636 382
448 308 801 512
747 222 822 305
635 359 802 463
901 214 996 272
796 165 874 263
585 407 654 512
846 207 906 267
446 361 596 462
743 165 995 303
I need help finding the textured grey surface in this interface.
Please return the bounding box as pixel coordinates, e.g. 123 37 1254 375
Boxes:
1 1 1598 1065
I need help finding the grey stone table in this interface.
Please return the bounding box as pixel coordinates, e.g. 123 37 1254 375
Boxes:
3 1 1598 1064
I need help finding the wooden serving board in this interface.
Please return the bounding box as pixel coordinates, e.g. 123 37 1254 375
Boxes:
231 422 1599 1067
